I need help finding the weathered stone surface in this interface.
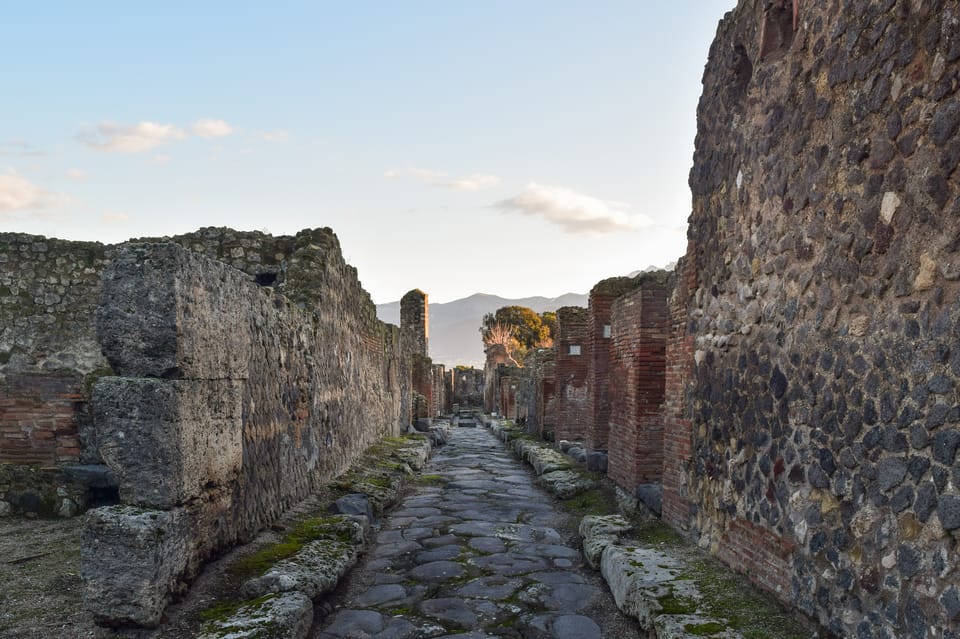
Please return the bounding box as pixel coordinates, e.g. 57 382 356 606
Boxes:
330 493 374 522
600 545 689 628
94 377 242 508
240 516 364 601
81 505 192 627
670 2 960 635
537 470 594 499
653 614 743 639
579 515 633 569
197 591 313 639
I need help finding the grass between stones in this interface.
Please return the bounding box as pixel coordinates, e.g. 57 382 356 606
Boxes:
199 432 432 623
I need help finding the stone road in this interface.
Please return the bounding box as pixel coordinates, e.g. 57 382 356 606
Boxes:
311 426 643 639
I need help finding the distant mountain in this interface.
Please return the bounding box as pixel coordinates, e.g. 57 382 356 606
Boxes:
628 261 677 278
376 292 588 369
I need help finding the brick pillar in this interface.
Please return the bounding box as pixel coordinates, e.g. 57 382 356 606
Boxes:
554 306 589 441
586 277 644 452
607 276 671 493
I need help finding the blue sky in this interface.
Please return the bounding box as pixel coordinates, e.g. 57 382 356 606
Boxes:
1 1 735 303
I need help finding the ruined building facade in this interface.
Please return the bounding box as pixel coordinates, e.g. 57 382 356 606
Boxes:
0 227 432 626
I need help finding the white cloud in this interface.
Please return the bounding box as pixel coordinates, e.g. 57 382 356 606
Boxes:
100 211 130 223
66 168 87 180
0 172 67 219
0 140 45 157
384 166 501 191
79 121 186 153
151 154 172 164
261 130 289 142
192 118 234 138
494 182 653 235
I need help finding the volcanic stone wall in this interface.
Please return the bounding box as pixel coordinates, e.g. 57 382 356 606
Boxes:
83 239 405 626
673 1 960 636
554 306 590 442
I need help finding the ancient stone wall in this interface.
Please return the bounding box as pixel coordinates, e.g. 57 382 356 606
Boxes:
585 277 644 451
0 234 114 515
450 366 484 409
83 239 405 626
606 273 672 496
431 364 447 416
400 289 429 357
674 1 960 635
554 306 590 441
483 344 512 413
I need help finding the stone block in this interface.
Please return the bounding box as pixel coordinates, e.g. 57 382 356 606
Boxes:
81 505 192 628
586 451 608 472
636 484 663 516
94 377 243 508
197 591 313 639
97 243 252 379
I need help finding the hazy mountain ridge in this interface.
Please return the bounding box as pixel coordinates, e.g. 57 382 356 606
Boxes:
376 292 588 368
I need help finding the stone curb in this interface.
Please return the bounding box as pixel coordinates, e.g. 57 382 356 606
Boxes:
196 431 443 639
486 419 750 639
487 420 596 499
580 514 744 639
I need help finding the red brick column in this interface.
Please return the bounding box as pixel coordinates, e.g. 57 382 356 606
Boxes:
554 306 590 441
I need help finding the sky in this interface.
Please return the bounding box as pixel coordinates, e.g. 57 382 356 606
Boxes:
1 1 736 304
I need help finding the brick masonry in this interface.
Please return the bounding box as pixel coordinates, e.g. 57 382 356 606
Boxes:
607 275 671 493
554 306 590 442
585 277 643 452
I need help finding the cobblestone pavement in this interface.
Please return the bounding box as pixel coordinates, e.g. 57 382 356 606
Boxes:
311 426 643 639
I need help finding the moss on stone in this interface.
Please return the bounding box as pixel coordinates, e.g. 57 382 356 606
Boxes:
231 515 355 579
560 486 616 518
658 590 699 615
684 621 728 636
634 521 685 547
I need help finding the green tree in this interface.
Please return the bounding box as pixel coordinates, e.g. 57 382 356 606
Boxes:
481 305 551 364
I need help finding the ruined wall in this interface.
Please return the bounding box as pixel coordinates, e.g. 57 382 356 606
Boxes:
607 273 672 496
451 366 484 409
400 289 429 357
0 235 113 516
554 306 589 441
675 1 960 636
516 348 556 437
585 277 644 451
431 364 447 417
483 344 512 413
82 237 406 626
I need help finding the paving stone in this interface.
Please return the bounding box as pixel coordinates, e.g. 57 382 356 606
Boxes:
409 560 465 581
472 552 551 576
415 545 464 563
418 598 477 628
468 536 507 554
313 426 642 639
455 575 524 599
355 583 407 607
